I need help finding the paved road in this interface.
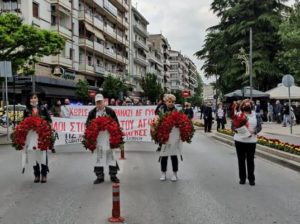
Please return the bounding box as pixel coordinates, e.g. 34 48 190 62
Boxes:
0 131 299 224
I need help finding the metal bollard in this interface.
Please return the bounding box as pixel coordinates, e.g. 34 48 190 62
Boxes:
108 183 125 223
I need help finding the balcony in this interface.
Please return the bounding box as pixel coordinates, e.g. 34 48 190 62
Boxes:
116 54 125 63
94 16 104 30
134 54 148 67
79 11 93 24
52 55 72 68
79 63 94 74
134 40 149 52
164 60 171 67
94 0 103 8
103 26 117 38
117 33 124 43
95 65 106 75
51 25 72 39
133 23 148 38
94 42 104 54
50 0 71 11
104 48 117 59
79 38 94 50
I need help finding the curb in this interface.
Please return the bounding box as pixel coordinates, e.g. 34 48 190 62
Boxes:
212 132 300 173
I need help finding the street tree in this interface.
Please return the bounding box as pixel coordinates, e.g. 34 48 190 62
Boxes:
140 73 163 103
0 13 65 75
195 0 289 93
75 79 89 103
102 75 128 99
278 0 300 84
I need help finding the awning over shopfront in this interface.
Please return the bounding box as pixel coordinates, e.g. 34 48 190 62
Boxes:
39 86 75 98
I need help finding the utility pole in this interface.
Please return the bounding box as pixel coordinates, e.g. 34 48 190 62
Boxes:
249 27 253 100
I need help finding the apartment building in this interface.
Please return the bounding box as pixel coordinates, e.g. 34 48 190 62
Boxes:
169 50 198 95
0 0 129 102
147 40 164 86
129 6 149 96
148 34 171 92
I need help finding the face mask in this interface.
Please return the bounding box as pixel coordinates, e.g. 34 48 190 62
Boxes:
30 102 38 107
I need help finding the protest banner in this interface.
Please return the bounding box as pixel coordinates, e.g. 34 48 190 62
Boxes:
52 106 156 145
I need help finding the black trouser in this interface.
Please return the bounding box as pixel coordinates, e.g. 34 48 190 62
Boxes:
33 162 48 177
94 166 118 176
160 156 178 172
235 141 256 182
204 119 212 132
217 118 225 130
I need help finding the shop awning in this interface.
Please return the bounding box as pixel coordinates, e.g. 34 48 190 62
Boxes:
39 86 75 98
84 22 105 41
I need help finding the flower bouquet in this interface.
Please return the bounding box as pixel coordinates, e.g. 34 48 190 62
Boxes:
232 113 251 138
11 117 55 151
151 111 195 144
83 116 124 152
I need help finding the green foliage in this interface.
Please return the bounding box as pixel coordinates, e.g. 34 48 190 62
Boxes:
75 79 89 102
278 1 300 84
195 0 289 93
140 73 163 103
102 75 128 99
189 74 204 106
0 13 65 75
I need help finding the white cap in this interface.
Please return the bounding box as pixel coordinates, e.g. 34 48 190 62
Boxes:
95 94 104 102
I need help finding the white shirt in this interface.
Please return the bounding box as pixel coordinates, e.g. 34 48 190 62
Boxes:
217 108 224 118
61 105 70 118
234 111 257 143
96 108 106 117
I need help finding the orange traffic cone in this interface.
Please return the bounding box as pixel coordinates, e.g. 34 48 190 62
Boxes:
108 183 125 223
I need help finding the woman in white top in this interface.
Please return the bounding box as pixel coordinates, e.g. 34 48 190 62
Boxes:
233 99 262 186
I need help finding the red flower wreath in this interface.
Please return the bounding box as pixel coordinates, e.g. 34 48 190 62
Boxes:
83 116 124 152
11 117 55 151
152 111 195 144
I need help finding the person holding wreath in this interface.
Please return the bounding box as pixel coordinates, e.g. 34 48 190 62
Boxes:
22 93 52 183
157 94 181 182
232 99 262 186
85 94 120 184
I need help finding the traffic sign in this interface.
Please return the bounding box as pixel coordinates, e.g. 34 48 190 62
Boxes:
282 74 294 87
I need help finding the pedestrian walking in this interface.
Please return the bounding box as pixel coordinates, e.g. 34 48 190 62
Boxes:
157 94 181 182
216 103 226 130
184 102 194 119
294 102 300 124
23 93 52 183
86 94 120 184
233 99 262 186
203 103 213 132
267 102 273 123
274 100 283 124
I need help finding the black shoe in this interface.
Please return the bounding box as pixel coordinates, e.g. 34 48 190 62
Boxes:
249 181 255 186
156 146 161 152
93 177 104 184
34 176 40 183
51 148 56 153
239 180 246 185
110 175 120 183
41 176 47 183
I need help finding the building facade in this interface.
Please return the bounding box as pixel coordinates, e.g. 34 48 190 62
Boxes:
169 50 198 95
129 6 149 97
0 0 130 102
148 34 171 92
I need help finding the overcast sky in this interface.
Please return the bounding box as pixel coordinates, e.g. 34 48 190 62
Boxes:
132 0 295 84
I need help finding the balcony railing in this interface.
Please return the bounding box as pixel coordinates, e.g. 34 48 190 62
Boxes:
134 54 148 67
95 65 105 74
79 11 93 24
79 63 94 73
134 40 148 51
50 0 71 11
52 55 72 67
133 23 148 37
104 26 116 37
94 16 104 30
104 48 117 58
51 25 72 39
94 0 103 8
79 38 94 49
94 42 104 54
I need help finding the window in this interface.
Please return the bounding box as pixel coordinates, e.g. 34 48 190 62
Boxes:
69 48 74 60
32 2 39 18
